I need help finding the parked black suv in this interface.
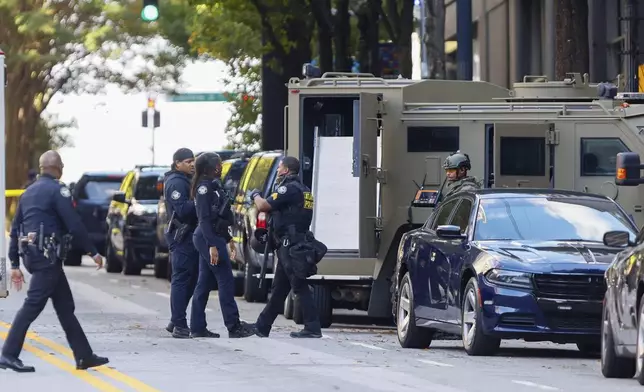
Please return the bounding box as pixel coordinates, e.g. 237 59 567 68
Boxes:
231 150 283 302
155 152 252 280
66 171 127 266
105 165 169 275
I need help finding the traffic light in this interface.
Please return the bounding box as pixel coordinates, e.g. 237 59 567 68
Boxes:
141 0 159 22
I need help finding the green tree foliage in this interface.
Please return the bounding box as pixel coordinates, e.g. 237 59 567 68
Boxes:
0 0 190 189
222 59 261 150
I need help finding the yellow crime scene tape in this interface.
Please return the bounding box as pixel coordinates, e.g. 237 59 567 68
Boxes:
5 189 24 197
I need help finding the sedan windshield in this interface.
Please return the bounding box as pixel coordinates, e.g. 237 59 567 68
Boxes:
473 196 637 242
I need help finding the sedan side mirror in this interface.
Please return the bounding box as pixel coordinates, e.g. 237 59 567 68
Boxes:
112 191 128 204
436 225 466 240
603 230 632 248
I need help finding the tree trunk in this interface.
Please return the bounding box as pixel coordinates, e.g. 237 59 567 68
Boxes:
357 7 371 73
397 0 415 78
5 71 42 191
425 0 446 79
334 0 352 72
369 0 381 76
554 0 589 80
312 0 334 73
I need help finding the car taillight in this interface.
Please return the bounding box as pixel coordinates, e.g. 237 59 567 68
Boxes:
256 212 267 229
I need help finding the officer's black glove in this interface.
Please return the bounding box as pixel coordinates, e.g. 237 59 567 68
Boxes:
250 189 262 200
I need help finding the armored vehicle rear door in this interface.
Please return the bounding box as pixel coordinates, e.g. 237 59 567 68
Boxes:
493 124 552 188
356 92 379 258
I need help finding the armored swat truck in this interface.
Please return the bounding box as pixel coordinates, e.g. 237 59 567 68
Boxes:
270 70 644 327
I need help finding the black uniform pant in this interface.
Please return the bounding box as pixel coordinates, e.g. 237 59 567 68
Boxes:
255 244 321 335
1 248 92 361
169 239 199 329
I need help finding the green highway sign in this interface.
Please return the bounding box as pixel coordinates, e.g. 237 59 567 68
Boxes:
166 93 235 102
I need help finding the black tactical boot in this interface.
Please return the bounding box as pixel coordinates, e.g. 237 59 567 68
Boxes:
290 329 322 339
228 321 257 338
166 322 174 334
76 354 109 370
172 326 191 339
190 329 220 338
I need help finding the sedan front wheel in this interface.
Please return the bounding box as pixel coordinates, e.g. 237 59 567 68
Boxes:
396 272 433 349
462 277 500 356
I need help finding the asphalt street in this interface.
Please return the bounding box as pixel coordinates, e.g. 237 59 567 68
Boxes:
0 258 642 392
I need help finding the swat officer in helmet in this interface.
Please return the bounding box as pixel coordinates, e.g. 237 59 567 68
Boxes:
442 151 481 198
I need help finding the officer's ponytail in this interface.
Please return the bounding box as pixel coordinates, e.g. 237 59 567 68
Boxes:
190 152 222 199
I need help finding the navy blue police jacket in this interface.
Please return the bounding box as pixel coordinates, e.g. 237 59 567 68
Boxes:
8 173 98 268
194 178 233 246
163 171 197 242
267 176 314 237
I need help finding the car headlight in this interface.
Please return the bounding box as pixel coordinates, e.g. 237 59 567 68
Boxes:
485 269 533 289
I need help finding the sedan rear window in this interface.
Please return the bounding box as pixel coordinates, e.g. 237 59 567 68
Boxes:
473 197 636 242
80 180 123 201
135 176 162 200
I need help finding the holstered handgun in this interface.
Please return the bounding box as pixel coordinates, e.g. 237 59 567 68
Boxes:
211 190 233 235
57 234 73 262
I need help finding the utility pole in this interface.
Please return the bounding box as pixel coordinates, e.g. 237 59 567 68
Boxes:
141 94 160 165
0 48 7 298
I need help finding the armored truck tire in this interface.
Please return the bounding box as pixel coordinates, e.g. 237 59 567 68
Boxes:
461 278 500 356
396 272 433 349
63 249 83 267
290 285 333 328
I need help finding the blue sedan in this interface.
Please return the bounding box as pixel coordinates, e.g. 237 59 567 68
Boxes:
391 189 638 356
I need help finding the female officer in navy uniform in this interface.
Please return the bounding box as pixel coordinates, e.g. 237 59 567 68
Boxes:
189 152 255 338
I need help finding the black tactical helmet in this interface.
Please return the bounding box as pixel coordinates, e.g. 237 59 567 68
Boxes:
443 151 471 171
195 152 222 177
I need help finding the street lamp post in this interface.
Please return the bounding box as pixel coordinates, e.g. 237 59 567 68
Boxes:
0 48 8 298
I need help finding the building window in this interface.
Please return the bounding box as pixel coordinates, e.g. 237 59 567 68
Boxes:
407 126 460 152
499 137 546 176
581 138 630 176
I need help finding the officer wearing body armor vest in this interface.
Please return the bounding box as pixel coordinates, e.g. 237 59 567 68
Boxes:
249 156 325 338
442 151 481 198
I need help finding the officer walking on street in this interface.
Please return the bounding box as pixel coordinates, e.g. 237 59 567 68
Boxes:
249 156 322 338
190 152 255 338
163 148 205 339
442 151 481 198
0 150 109 373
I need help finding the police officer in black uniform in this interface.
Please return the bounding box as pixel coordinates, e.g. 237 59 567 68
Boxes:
163 148 209 339
250 156 322 338
190 152 255 338
0 150 109 373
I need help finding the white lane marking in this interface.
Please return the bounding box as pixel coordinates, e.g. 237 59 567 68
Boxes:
109 279 118 284
417 359 454 367
155 292 170 298
349 342 387 351
131 285 141 289
321 334 334 339
512 380 559 391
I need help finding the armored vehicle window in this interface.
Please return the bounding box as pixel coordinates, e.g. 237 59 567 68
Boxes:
500 137 546 176
246 156 275 192
407 126 459 152
581 138 630 176
430 199 459 230
449 199 473 233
